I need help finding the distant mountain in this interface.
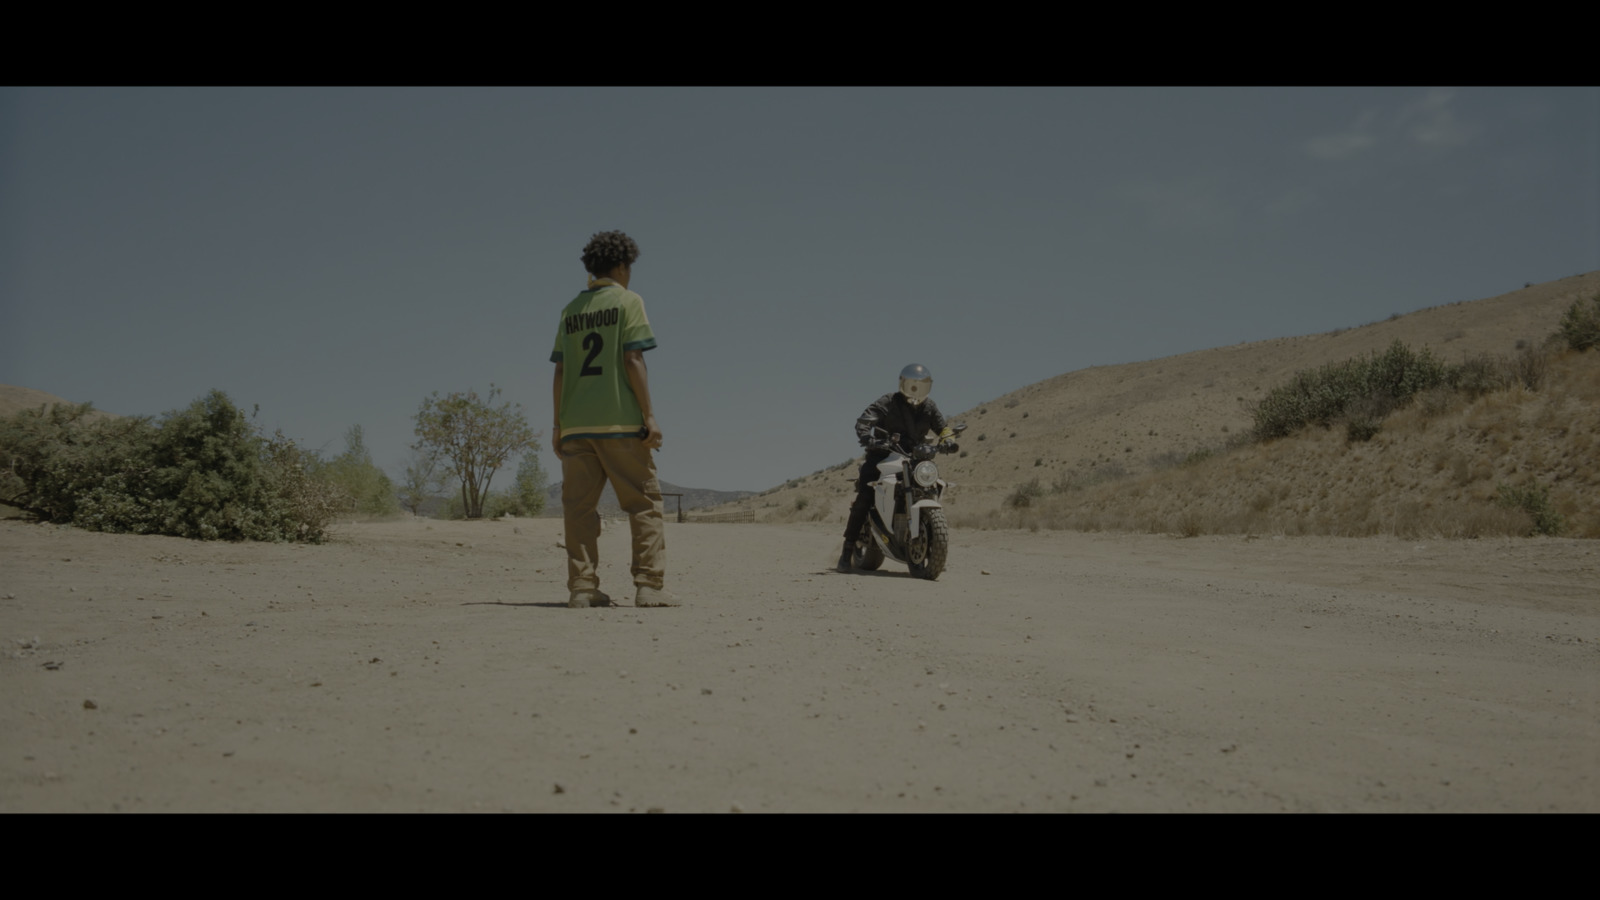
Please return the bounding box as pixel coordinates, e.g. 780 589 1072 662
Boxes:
0 385 119 422
543 479 754 517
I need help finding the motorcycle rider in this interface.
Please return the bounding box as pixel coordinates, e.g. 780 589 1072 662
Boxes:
837 363 958 573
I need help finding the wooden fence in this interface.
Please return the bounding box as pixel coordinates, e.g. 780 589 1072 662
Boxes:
684 509 756 524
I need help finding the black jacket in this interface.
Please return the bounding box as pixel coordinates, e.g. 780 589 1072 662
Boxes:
854 392 947 459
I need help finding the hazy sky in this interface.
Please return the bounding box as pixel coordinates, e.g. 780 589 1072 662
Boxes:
3 87 1596 491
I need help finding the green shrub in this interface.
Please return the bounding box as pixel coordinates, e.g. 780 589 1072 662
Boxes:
1495 482 1564 536
483 491 518 519
1345 419 1381 443
1557 292 1600 351
0 403 159 526
1451 354 1510 399
319 425 399 516
1252 340 1451 440
512 451 548 516
478 452 548 519
0 391 341 542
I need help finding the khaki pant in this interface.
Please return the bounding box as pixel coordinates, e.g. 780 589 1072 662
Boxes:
560 437 665 592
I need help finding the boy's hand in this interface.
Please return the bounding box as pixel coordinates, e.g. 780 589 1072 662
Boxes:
640 416 663 450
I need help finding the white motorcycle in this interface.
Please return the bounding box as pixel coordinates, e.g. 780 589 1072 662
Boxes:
850 423 966 580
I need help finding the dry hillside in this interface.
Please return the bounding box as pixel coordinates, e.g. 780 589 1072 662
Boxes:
0 385 117 423
702 270 1600 537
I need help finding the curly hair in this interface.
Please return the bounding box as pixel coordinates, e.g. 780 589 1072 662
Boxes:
580 231 641 276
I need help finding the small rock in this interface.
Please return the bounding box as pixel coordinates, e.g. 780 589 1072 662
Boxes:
553 783 565 794
83 699 97 709
981 570 991 576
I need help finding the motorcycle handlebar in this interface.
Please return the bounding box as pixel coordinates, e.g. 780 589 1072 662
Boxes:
868 426 961 457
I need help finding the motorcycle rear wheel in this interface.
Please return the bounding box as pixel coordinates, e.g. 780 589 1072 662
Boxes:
853 533 884 571
908 508 948 580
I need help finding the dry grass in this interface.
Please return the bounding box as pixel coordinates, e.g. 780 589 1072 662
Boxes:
695 271 1600 538
972 349 1600 538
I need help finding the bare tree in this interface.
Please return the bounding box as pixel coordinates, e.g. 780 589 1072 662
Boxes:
412 385 535 519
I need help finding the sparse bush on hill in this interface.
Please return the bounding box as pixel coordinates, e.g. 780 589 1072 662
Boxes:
1557 292 1600 351
1345 417 1382 443
1255 339 1563 447
1252 340 1451 441
1007 477 1043 508
1451 354 1511 400
1508 344 1549 391
1495 482 1564 536
0 391 342 541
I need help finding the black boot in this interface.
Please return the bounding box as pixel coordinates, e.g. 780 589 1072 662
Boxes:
836 540 854 573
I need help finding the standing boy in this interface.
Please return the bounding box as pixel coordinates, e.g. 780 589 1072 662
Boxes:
550 231 676 608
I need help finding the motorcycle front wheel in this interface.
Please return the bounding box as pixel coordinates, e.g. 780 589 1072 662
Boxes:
908 508 948 580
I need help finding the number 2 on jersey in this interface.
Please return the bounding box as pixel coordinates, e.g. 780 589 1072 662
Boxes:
580 331 603 376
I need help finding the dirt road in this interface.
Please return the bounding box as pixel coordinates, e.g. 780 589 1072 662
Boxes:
3 517 1595 812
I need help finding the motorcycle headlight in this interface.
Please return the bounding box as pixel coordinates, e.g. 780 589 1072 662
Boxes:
912 460 939 487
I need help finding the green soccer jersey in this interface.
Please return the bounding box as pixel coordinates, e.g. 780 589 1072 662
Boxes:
550 284 658 442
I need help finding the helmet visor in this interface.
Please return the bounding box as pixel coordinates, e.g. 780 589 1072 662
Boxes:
899 375 931 406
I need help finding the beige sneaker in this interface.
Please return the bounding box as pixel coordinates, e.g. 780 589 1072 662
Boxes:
635 585 680 607
568 589 612 609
